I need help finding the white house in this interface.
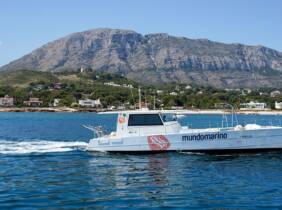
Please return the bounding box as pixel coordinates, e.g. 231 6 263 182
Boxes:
79 99 101 107
104 82 121 87
271 91 281 98
185 85 192 90
0 95 14 107
104 82 133 89
241 89 252 96
275 102 282 110
240 101 268 110
169 92 178 96
53 98 61 107
122 84 133 89
23 98 43 107
156 90 163 94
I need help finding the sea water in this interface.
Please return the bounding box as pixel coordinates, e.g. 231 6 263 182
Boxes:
0 113 281 209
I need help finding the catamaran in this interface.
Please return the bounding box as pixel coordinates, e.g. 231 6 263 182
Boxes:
85 107 282 153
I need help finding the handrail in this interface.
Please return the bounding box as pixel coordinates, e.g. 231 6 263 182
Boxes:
83 125 105 138
214 103 239 128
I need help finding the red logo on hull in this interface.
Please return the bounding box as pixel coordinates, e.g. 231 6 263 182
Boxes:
147 135 171 151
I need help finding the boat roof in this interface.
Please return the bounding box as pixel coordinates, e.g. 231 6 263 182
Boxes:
98 108 185 115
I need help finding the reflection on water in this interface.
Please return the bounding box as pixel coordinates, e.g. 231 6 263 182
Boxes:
82 152 282 209
147 155 170 186
86 153 172 208
1 149 282 209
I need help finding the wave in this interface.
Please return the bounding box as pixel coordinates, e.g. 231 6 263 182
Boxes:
0 140 88 155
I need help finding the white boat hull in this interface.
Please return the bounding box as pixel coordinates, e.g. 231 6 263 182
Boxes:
87 127 282 153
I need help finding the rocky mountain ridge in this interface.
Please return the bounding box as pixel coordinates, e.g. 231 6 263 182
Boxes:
1 28 282 88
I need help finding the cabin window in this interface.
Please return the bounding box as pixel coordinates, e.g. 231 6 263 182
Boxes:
128 114 163 126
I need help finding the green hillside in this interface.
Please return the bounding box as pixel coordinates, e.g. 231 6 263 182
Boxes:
0 70 58 87
0 69 282 109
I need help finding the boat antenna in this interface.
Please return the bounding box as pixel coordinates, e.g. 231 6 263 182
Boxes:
144 91 147 108
130 88 134 108
153 94 156 110
138 86 142 110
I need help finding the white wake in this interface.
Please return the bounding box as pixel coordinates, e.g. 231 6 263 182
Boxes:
0 140 88 154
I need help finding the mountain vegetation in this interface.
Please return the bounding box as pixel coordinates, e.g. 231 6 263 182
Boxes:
1 70 282 109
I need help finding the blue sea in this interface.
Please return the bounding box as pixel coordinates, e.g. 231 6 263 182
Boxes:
0 113 282 209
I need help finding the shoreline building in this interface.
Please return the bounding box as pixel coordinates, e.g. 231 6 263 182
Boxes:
0 95 14 107
275 102 282 110
271 91 281 98
53 98 61 107
79 99 101 107
23 98 43 107
240 101 268 110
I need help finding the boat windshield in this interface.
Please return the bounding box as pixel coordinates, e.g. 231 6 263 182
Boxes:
160 113 177 122
128 114 163 126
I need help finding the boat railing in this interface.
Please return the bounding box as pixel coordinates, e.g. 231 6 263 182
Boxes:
83 125 106 138
216 103 239 128
132 119 282 136
185 119 282 129
240 119 282 127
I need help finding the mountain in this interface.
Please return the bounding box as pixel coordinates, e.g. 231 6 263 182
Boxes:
1 28 282 88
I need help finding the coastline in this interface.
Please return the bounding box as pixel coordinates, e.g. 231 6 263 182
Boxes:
1 107 282 115
0 107 98 113
175 109 282 115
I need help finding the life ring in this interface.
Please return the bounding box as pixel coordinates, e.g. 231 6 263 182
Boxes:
118 117 125 124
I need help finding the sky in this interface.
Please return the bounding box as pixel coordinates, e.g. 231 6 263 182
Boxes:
0 0 281 66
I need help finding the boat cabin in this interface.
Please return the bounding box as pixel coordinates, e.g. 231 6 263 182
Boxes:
114 110 182 137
